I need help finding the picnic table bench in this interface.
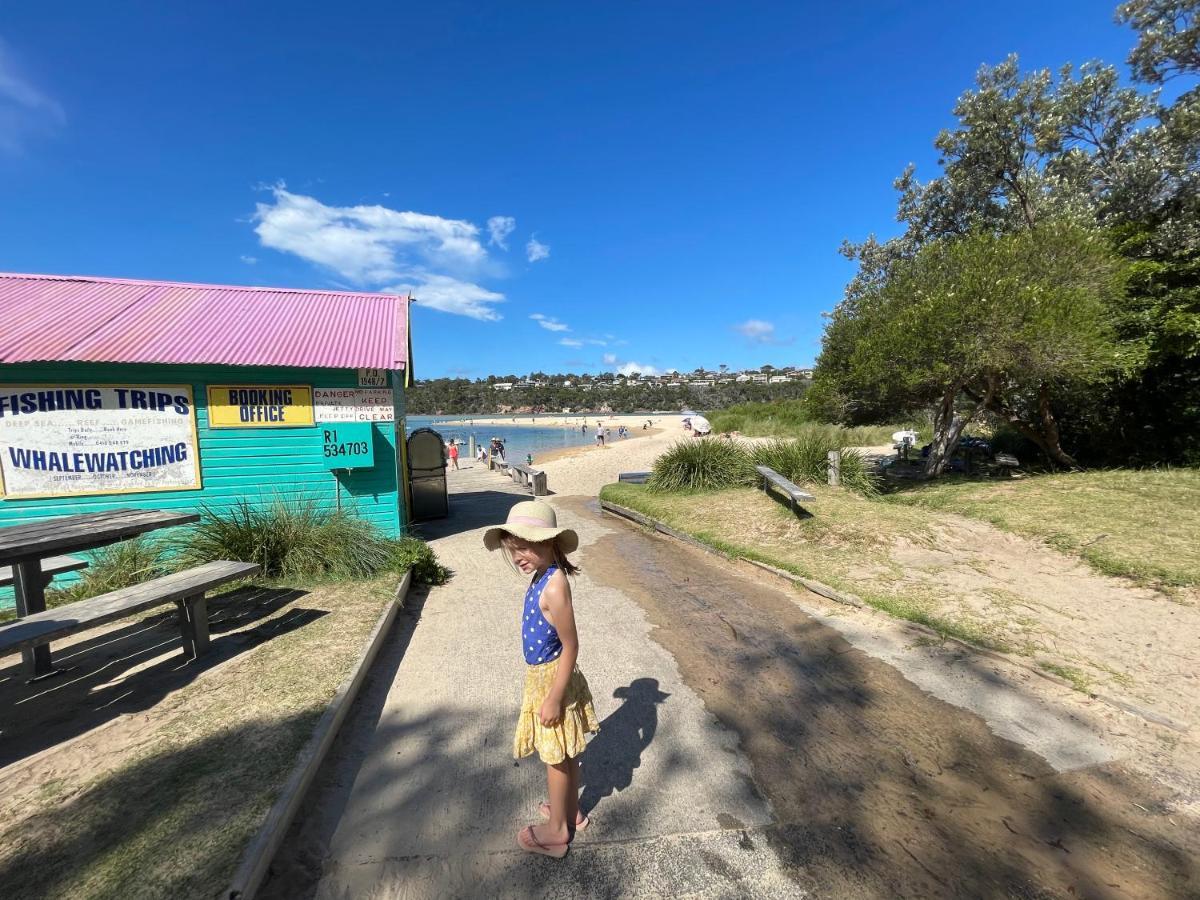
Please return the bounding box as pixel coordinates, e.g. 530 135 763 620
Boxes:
0 508 254 679
508 463 548 497
755 465 815 517
1 554 88 588
0 559 261 665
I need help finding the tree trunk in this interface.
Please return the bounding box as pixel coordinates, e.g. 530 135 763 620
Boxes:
1036 383 1078 469
924 387 971 477
976 379 1080 470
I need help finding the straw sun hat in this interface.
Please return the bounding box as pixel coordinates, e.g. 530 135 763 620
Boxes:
483 500 579 554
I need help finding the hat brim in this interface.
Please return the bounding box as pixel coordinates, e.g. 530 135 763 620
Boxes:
484 524 579 555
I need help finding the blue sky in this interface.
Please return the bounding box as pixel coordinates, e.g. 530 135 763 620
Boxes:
1 2 1143 378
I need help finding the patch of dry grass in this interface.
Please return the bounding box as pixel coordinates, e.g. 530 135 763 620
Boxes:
0 577 399 900
885 469 1200 590
599 482 1015 649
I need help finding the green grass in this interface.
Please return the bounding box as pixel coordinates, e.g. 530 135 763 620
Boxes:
648 438 758 491
600 481 1012 650
174 499 405 580
707 400 921 446
1038 661 1094 693
49 536 169 604
648 430 880 496
884 469 1200 589
750 435 878 495
1 507 447 623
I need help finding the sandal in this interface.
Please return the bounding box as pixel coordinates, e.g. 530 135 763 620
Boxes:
517 825 570 858
538 801 590 831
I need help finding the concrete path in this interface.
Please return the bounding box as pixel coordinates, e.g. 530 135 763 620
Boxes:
271 465 803 898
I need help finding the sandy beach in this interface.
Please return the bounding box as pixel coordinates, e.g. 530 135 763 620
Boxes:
535 421 682 496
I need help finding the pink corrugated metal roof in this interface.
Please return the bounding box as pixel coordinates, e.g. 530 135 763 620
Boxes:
0 273 409 370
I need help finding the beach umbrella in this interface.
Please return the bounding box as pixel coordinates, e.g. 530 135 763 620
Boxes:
690 415 712 434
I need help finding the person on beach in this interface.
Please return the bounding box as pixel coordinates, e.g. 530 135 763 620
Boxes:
448 440 459 470
484 501 600 858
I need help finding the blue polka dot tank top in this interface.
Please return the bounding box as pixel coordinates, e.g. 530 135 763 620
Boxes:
521 564 562 665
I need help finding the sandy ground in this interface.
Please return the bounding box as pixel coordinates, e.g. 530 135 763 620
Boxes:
535 422 684 493
582 509 1199 897
538 433 1200 741
268 461 1199 898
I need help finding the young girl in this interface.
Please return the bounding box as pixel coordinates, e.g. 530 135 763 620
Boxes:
484 500 600 858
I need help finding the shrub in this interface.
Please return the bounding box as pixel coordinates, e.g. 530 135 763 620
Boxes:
46 536 168 605
750 431 879 495
648 439 758 492
176 499 431 581
389 535 450 585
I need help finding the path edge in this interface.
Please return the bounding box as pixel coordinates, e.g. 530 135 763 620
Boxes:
226 569 413 899
597 498 1190 735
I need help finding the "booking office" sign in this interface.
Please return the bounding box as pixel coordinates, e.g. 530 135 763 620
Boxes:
0 384 201 499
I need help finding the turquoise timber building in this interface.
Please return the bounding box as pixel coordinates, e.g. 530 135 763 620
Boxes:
0 274 415 587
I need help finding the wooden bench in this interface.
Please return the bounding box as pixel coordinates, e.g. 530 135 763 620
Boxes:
509 463 548 497
755 465 815 517
0 560 261 668
618 471 651 484
0 554 88 588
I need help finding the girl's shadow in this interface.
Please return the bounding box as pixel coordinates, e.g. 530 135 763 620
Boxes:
580 677 670 816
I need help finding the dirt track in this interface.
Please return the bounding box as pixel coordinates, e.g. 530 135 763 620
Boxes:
580 499 1199 899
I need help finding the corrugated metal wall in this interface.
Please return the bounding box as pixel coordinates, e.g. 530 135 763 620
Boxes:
0 361 408 604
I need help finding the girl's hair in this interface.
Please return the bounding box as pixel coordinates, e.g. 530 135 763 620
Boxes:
500 533 581 576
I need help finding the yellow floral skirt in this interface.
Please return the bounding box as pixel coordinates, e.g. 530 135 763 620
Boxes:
513 657 600 764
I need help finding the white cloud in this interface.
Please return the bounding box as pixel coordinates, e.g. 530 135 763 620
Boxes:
526 237 550 263
254 186 486 283
734 319 787 344
240 255 258 265
390 274 504 322
253 185 511 320
530 313 569 332
600 350 662 376
559 338 584 348
487 215 516 249
617 362 659 376
0 39 65 154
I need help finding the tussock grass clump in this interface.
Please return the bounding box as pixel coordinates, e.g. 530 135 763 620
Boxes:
43 536 168 607
649 429 880 495
751 433 879 496
176 499 445 582
648 439 758 492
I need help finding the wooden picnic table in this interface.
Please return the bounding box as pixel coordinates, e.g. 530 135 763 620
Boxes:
0 508 200 679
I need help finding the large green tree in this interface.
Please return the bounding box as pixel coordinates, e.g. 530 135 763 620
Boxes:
823 223 1125 473
823 0 1199 467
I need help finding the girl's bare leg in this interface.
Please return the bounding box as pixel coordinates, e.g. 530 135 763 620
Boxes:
539 757 586 826
535 759 572 844
567 756 581 825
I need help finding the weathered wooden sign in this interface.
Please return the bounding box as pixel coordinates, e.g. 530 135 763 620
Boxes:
0 384 201 498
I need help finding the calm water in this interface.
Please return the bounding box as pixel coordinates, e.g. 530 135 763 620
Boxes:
406 414 648 464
